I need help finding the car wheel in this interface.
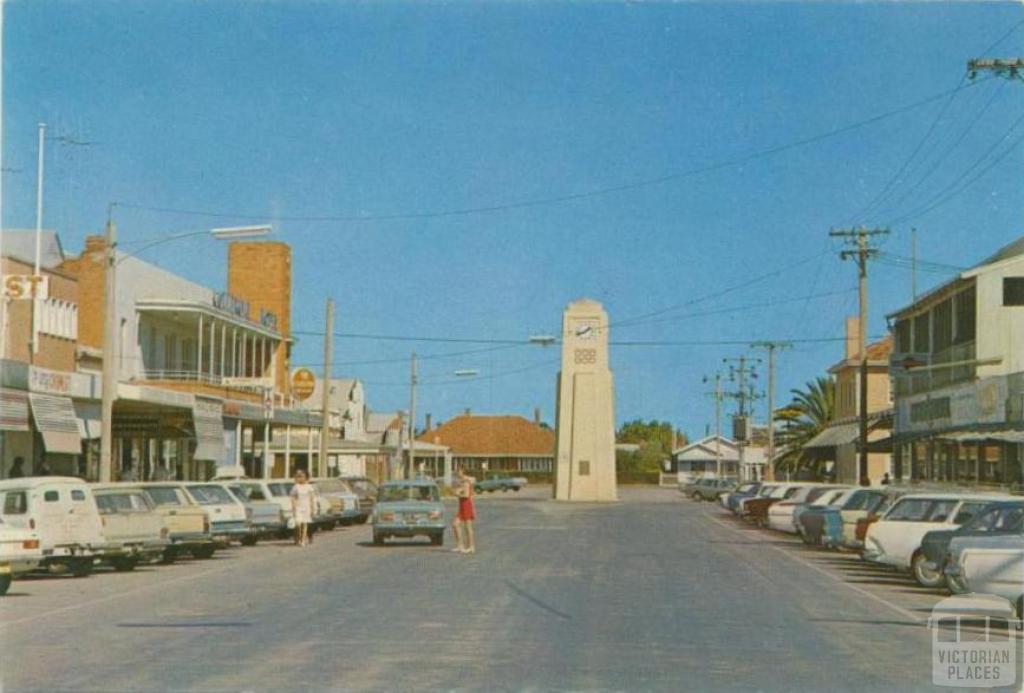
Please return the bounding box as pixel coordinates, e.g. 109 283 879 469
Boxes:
70 558 93 578
1016 596 1023 619
430 532 444 546
191 545 216 560
112 556 137 572
240 536 259 547
0 573 11 596
691 493 701 501
355 516 369 525
161 547 178 565
911 552 944 588
513 487 521 492
947 574 969 595
372 531 384 546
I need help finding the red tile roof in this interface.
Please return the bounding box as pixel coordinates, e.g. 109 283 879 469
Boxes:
866 336 893 361
417 415 555 457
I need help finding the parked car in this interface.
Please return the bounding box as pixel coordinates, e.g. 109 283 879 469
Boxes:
945 520 1024 616
689 478 737 502
139 483 217 560
92 484 170 571
723 482 762 513
820 488 890 549
223 482 287 543
798 488 857 545
372 480 446 546
340 475 377 523
0 477 117 577
0 515 42 595
921 500 1024 593
767 485 842 534
181 482 255 546
745 483 816 527
312 478 363 526
863 493 1014 587
734 483 782 516
474 473 527 493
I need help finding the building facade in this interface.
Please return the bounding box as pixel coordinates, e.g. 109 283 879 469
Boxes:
417 413 555 476
889 237 1024 492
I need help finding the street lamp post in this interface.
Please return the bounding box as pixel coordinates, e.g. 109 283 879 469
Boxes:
97 216 272 482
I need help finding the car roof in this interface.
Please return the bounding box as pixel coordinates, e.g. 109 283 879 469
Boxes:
892 493 1017 502
0 476 89 489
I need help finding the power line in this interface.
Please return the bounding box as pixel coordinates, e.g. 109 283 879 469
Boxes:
110 78 991 225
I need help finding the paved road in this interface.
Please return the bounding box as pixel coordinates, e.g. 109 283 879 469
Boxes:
0 486 1014 691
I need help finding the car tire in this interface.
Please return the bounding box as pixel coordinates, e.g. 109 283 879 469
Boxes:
946 574 969 595
112 556 137 572
1016 596 1023 619
372 531 384 546
911 551 944 588
161 547 178 564
355 516 369 525
430 532 444 546
513 487 521 492
240 536 258 547
691 493 701 501
0 573 12 596
70 558 93 578
190 545 216 560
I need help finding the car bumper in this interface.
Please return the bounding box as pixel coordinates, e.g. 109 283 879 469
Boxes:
375 523 444 537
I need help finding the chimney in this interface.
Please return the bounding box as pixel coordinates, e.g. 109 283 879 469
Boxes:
464 408 471 417
845 316 860 360
425 413 432 431
534 407 541 425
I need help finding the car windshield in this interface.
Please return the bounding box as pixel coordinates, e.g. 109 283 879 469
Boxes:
758 486 778 497
187 485 235 505
145 487 184 506
378 485 440 503
885 498 958 523
843 490 880 511
268 483 293 497
737 483 758 494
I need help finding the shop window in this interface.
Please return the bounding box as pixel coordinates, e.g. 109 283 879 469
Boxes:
1003 278 1024 306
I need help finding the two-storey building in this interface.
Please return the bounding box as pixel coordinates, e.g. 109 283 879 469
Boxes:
889 237 1024 491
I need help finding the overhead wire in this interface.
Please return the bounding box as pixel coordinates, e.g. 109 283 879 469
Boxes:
110 78 992 226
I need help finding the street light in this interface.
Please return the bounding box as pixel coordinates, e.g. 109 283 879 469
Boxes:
529 335 557 346
98 217 274 482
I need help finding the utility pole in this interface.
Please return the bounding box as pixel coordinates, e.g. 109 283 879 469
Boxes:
99 216 118 482
318 298 334 479
408 352 417 479
30 122 45 358
830 226 889 486
703 372 725 478
751 341 792 482
723 356 762 481
911 227 918 302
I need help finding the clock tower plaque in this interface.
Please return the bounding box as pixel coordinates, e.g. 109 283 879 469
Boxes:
554 299 617 501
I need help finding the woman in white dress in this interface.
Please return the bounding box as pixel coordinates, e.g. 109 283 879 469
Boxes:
290 469 316 547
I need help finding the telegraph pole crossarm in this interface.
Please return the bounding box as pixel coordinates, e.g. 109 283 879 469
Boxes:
968 58 1024 81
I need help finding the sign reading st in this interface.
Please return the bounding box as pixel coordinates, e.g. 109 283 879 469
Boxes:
3 275 49 300
292 368 316 401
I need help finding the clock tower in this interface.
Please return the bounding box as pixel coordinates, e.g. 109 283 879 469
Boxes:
554 299 617 501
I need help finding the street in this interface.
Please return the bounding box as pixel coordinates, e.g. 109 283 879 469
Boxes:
0 486 980 692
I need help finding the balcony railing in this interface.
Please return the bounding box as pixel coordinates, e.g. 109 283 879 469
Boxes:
139 369 226 385
893 341 976 397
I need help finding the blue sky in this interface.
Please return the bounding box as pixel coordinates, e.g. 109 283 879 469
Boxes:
5 1 1024 438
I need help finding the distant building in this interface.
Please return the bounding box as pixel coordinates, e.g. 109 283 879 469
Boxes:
889 236 1024 491
802 318 893 485
417 413 554 475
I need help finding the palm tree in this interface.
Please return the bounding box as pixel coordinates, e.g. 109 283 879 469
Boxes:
774 376 835 477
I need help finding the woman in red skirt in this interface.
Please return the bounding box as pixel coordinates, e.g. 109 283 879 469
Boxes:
452 467 477 554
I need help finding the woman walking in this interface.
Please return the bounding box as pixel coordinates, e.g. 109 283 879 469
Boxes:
290 469 315 547
452 467 477 554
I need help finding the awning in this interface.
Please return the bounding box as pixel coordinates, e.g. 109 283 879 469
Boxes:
29 393 82 454
0 389 29 432
937 430 1024 444
74 400 102 440
192 397 225 462
804 421 860 450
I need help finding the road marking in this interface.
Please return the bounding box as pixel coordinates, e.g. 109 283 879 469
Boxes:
701 511 926 625
0 562 237 628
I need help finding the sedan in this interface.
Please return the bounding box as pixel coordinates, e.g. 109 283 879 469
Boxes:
372 480 446 546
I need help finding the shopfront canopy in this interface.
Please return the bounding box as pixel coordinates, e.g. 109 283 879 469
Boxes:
29 393 82 455
0 389 29 432
804 421 860 450
937 430 1024 444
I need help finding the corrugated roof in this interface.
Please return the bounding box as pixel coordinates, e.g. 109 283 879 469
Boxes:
416 415 554 457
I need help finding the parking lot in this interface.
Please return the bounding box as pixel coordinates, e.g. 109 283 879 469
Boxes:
0 485 1014 692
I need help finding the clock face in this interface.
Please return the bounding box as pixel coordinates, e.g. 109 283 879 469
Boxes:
575 320 598 341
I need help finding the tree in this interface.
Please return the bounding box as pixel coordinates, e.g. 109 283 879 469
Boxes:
615 419 681 474
774 376 835 477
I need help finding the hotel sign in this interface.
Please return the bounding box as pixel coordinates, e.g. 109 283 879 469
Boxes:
3 275 48 300
28 366 71 395
213 291 250 320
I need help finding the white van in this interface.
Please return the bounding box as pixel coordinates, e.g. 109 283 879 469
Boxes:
0 477 117 577
0 516 43 595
